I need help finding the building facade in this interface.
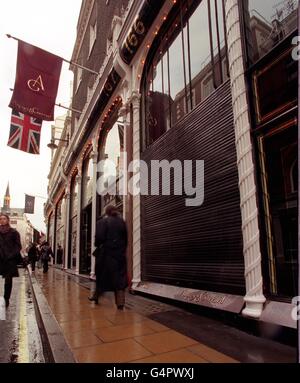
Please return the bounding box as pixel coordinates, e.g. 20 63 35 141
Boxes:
45 0 298 329
1 184 39 253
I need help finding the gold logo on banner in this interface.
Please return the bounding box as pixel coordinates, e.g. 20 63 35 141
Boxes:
27 75 45 92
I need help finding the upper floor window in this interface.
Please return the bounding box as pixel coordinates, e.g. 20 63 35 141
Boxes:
75 116 80 131
142 0 228 148
76 66 82 91
87 84 93 100
244 0 298 65
89 21 97 55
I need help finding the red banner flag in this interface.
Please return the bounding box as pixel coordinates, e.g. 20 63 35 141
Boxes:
9 40 63 121
8 109 42 154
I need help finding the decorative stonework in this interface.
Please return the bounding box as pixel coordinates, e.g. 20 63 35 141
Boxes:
136 283 245 314
225 0 266 318
71 0 95 69
75 173 82 274
130 91 142 288
90 137 98 280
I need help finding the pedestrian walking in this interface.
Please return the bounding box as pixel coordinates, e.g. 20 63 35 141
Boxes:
89 205 128 309
40 241 53 273
0 213 22 308
28 242 38 272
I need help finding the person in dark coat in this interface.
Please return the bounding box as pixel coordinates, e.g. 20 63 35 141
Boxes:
89 205 128 309
27 242 38 272
40 241 53 273
0 213 22 308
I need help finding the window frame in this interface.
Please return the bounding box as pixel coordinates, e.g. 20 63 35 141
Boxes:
141 0 229 150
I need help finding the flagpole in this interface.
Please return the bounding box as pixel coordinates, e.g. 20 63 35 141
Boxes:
56 103 82 114
34 195 47 200
25 193 47 200
9 88 82 115
6 34 99 76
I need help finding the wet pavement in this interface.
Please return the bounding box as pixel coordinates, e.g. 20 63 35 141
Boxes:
0 269 45 363
33 267 297 363
34 268 238 363
0 266 297 363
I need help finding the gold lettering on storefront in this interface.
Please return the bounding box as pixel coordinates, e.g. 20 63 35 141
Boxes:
27 75 45 92
123 18 146 56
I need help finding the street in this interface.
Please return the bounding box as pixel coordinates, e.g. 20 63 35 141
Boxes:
0 269 44 363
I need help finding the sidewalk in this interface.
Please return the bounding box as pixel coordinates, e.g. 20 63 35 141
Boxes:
31 267 238 363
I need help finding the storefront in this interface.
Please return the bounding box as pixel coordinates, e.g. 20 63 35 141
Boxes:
45 0 298 328
139 0 245 297
47 212 55 254
80 151 93 274
55 195 66 265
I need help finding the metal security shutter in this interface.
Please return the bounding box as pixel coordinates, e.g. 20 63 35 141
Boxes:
141 81 245 295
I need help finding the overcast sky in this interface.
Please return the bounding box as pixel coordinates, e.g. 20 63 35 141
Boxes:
0 0 82 232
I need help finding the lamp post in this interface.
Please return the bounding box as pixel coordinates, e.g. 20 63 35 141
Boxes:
47 136 69 150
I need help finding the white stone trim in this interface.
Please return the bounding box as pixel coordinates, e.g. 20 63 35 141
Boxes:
90 140 98 280
64 188 71 270
225 0 266 318
131 91 142 288
75 173 82 275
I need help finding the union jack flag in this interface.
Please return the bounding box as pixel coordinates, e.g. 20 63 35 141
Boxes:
7 109 42 154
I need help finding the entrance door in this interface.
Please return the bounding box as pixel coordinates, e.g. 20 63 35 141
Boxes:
258 120 298 298
80 204 92 274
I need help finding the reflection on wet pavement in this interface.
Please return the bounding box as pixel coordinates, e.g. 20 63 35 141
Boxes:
0 269 44 363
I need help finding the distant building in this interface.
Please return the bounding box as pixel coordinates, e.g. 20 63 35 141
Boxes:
1 183 41 253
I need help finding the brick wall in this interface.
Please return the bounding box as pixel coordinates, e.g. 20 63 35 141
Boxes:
71 0 129 134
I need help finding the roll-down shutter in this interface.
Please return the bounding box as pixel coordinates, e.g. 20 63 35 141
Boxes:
141 81 245 295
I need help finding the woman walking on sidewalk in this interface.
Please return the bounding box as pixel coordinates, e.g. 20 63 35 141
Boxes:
0 213 22 308
89 205 128 309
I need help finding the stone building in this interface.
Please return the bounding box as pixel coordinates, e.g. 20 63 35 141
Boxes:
45 0 298 330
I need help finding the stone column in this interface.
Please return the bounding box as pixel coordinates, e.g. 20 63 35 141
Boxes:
90 141 98 280
64 186 71 270
225 0 266 318
130 91 142 289
75 172 82 275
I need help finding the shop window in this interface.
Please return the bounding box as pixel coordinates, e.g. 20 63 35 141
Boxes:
99 122 124 214
143 0 228 148
82 156 93 207
244 0 298 64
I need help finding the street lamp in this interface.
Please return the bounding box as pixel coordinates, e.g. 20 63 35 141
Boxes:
47 135 69 150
